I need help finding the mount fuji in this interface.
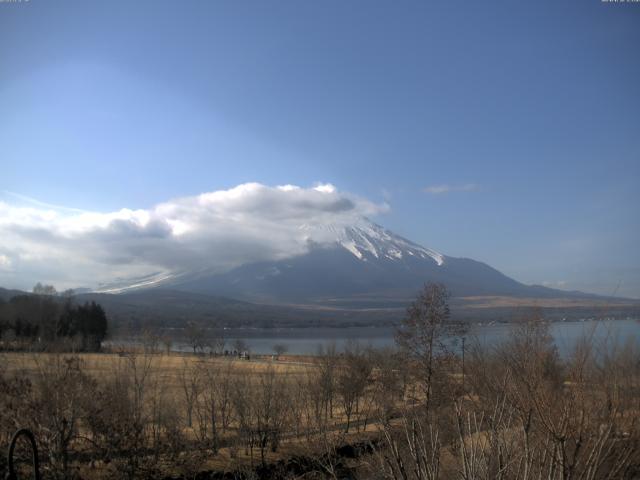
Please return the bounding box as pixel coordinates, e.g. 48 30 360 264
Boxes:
102 218 593 307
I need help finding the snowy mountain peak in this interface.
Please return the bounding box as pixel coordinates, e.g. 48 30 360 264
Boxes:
299 219 445 266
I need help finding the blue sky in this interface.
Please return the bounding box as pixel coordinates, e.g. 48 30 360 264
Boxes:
1 0 639 297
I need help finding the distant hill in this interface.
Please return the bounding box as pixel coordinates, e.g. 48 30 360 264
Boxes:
0 287 27 302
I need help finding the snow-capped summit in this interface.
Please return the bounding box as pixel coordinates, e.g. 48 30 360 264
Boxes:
298 218 444 265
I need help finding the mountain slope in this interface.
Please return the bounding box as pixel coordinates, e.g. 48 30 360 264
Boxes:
158 220 597 305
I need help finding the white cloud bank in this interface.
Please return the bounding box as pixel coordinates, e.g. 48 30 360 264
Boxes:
0 183 388 290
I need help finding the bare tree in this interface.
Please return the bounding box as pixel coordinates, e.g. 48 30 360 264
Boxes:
371 347 408 422
460 312 640 480
231 366 291 466
317 343 338 424
193 359 233 453
161 335 172 355
179 359 200 428
377 412 441 480
84 353 155 480
185 321 205 354
272 343 288 359
336 342 372 433
31 354 95 479
33 282 57 296
230 373 256 464
141 328 160 354
0 358 34 462
233 338 248 354
396 282 464 414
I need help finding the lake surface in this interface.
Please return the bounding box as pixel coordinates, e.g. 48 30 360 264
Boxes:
221 318 640 356
110 318 640 356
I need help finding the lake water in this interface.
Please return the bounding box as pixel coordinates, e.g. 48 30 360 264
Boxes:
111 318 640 356
221 318 640 356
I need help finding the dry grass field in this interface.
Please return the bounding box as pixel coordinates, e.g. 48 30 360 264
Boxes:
1 314 639 479
0 349 390 478
458 295 640 309
1 351 312 379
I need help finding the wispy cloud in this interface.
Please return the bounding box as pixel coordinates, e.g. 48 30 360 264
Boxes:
0 183 388 290
423 183 479 195
2 190 88 213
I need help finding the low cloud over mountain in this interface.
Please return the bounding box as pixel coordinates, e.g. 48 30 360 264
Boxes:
0 183 389 290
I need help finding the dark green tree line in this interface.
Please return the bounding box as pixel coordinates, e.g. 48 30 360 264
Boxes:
0 287 108 351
